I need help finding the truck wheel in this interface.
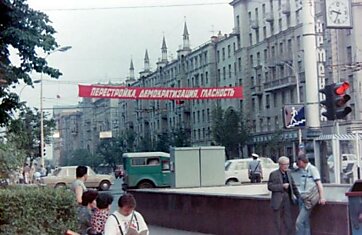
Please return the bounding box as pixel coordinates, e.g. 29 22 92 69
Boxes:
137 181 154 189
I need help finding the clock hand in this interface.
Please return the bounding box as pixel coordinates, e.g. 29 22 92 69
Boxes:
331 10 341 15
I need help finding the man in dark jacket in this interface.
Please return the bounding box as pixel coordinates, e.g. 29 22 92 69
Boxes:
268 156 300 235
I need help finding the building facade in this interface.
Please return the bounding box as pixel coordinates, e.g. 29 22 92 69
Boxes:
53 0 362 164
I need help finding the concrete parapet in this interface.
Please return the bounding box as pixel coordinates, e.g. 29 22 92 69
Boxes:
130 186 349 235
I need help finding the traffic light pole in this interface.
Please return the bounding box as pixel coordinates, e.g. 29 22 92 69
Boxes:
302 0 321 135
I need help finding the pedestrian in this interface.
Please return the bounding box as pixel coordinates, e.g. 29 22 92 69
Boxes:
40 164 47 177
23 163 30 184
77 190 98 235
268 156 300 235
104 193 149 235
248 153 263 183
295 154 326 235
91 193 114 235
72 166 88 204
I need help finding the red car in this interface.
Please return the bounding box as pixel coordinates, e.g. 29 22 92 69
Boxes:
114 165 124 179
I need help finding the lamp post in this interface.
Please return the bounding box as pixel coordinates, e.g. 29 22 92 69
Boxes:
40 46 71 166
283 61 302 145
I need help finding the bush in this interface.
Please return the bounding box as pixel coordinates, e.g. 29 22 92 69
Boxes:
0 186 78 234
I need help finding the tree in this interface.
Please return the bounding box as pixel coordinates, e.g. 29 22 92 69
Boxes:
6 106 55 160
62 149 103 169
155 132 170 153
96 137 125 168
0 0 60 125
211 106 250 159
171 128 191 147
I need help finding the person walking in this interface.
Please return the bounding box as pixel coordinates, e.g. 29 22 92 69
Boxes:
72 166 88 204
104 193 149 235
77 190 98 235
268 156 300 235
295 154 326 235
248 153 263 183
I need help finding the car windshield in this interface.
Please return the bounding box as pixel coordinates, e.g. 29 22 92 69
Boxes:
52 168 61 176
225 161 232 170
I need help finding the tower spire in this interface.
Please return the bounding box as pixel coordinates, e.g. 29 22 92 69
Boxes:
183 21 190 50
161 36 168 62
129 59 135 80
144 49 150 71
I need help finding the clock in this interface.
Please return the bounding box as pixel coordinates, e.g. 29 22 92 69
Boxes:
325 0 352 28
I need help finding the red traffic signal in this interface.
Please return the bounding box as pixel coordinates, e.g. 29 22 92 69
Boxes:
319 82 352 120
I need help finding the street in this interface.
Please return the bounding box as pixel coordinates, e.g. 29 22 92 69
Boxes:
106 178 211 235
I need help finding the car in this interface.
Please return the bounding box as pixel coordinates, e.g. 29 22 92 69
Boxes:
225 157 278 185
41 166 115 191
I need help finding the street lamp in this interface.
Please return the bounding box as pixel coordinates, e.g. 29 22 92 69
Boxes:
40 46 71 166
283 61 302 145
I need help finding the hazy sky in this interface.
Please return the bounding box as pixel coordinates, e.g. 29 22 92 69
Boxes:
18 0 234 110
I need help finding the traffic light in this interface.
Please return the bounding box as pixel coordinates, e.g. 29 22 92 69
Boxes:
319 81 352 120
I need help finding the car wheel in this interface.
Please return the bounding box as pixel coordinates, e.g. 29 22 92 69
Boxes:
137 181 154 189
55 183 66 189
99 180 111 191
226 179 238 185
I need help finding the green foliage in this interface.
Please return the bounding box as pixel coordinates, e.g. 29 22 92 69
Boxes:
212 106 250 159
0 186 77 234
6 106 55 160
0 0 61 126
0 142 24 178
171 128 191 147
155 133 170 153
97 136 125 168
60 149 103 169
137 132 154 152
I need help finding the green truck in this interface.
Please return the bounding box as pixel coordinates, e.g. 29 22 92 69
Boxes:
122 152 171 190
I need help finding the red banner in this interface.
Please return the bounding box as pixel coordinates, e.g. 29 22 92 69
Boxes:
78 85 243 100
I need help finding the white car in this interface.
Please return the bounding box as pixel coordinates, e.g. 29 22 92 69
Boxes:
225 157 278 185
41 166 115 191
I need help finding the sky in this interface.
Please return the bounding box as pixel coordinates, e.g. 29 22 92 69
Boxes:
18 0 234 111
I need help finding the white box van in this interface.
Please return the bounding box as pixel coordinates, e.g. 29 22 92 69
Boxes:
224 157 278 185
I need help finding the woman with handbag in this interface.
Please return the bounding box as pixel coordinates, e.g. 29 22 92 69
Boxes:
295 155 326 235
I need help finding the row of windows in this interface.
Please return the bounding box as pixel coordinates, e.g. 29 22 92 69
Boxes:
192 109 211 124
193 127 211 141
216 42 237 62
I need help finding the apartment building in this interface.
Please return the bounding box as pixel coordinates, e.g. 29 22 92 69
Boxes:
54 0 362 162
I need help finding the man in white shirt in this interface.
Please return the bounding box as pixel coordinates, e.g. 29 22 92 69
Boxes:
104 193 149 235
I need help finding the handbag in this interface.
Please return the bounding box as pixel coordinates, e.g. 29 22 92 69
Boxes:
249 161 260 179
301 168 320 209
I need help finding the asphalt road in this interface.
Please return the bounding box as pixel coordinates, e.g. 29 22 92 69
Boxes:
106 178 211 235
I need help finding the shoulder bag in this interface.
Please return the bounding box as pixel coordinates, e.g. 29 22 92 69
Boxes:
300 168 320 209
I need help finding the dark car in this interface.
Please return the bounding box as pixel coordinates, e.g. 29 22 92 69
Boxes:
114 165 124 179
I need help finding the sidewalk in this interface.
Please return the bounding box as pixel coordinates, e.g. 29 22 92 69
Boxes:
149 225 211 235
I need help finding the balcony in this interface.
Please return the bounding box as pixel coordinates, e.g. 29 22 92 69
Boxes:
266 58 277 68
282 2 291 15
265 12 274 22
263 76 297 92
250 20 259 29
253 62 263 69
251 85 263 96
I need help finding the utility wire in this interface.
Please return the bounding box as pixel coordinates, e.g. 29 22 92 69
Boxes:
42 2 229 12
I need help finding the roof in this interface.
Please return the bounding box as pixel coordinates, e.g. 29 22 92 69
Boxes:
122 152 170 158
315 134 362 141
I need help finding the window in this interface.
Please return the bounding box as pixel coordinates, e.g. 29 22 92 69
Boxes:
162 160 170 171
256 29 260 43
147 157 160 165
205 72 209 84
347 46 352 64
249 33 253 46
229 64 232 78
132 158 146 166
217 50 220 63
228 45 231 58
223 67 226 80
222 48 225 61
279 18 282 31
263 26 267 39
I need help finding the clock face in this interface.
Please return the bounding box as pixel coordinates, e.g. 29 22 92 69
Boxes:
326 0 352 28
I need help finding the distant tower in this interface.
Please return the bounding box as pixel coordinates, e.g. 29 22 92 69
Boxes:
129 59 135 80
177 21 191 59
140 50 151 78
183 21 190 50
161 36 168 62
144 49 150 71
157 36 168 69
